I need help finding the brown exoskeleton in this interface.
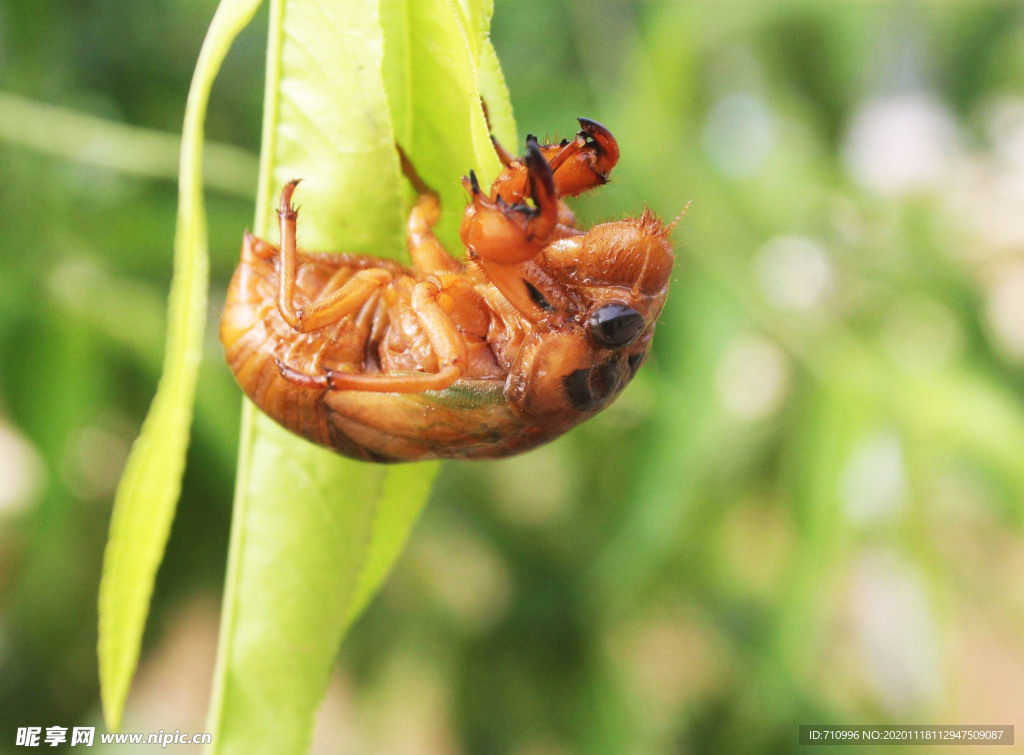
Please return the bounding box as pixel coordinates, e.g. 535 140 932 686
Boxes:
220 119 677 461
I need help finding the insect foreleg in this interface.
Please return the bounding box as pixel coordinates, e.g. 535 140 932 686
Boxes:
459 137 558 265
545 117 620 198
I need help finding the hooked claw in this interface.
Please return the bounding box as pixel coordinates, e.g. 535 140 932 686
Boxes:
544 117 619 198
459 137 559 265
463 170 483 195
278 178 302 218
486 118 621 206
577 117 620 172
523 136 558 240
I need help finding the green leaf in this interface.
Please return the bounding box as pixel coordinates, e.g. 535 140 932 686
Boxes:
478 36 518 148
206 0 514 752
97 0 265 732
208 415 440 752
380 0 504 248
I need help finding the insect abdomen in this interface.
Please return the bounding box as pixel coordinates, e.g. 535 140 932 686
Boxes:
220 239 397 458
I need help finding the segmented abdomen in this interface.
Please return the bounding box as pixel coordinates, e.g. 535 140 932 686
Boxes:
220 240 406 459
221 239 559 461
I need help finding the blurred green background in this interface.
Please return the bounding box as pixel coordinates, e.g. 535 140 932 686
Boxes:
3 0 1024 752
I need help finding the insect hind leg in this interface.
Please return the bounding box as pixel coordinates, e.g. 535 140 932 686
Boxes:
394 145 463 275
275 280 465 394
274 180 392 332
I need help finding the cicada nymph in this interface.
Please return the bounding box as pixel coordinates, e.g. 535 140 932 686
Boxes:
220 119 677 461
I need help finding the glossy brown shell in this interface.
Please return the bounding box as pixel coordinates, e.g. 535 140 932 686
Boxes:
221 121 676 462
220 243 581 461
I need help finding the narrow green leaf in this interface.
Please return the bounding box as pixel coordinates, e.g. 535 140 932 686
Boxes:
97 0 264 732
380 0 503 248
206 0 514 752
342 463 445 625
209 415 439 751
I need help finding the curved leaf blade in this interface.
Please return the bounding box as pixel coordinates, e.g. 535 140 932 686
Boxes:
206 0 513 752
209 415 429 751
97 0 264 732
380 0 503 249
210 1 408 746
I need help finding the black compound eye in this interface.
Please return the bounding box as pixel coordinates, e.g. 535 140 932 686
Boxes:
588 303 645 349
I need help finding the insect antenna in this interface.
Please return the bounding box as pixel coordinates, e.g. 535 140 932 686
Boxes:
665 201 692 235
